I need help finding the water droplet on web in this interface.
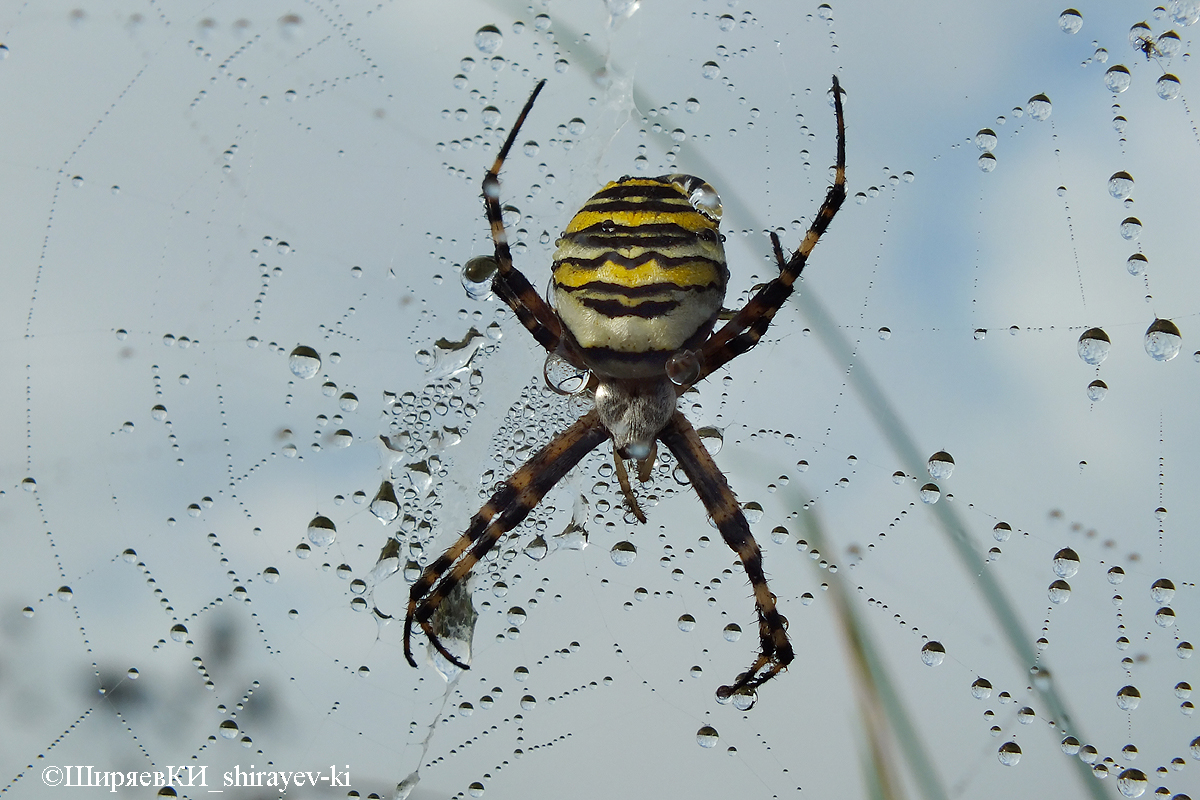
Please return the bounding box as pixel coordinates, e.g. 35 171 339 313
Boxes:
1053 548 1081 578
474 25 503 54
1087 380 1108 401
919 483 941 504
666 349 702 385
1048 579 1072 604
921 641 946 666
978 153 997 172
1059 9 1083 33
56 586 73 601
289 346 321 378
610 541 636 566
1108 171 1134 199
1144 318 1182 361
927 451 955 480
701 61 720 79
971 677 993 699
218 719 239 739
262 567 279 584
722 623 741 642
1026 94 1052 120
878 326 891 340
1155 606 1176 627
1151 578 1176 604
678 614 696 632
370 481 399 522
1116 768 1148 797
1108 565 1125 584
1157 74 1182 100
742 501 763 524
696 726 719 747
481 106 501 126
170 624 188 642
1126 253 1148 275
997 742 1021 766
307 515 336 547
975 128 998 151
1116 685 1141 710
21 477 36 491
1105 65 1132 93
698 426 724 455
468 781 486 797
1119 217 1142 240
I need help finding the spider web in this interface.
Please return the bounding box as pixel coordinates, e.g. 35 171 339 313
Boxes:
3 2 1199 798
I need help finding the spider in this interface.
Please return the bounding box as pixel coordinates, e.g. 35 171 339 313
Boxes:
405 75 846 700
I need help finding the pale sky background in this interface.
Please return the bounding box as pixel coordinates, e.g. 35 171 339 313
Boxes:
2 1 1199 798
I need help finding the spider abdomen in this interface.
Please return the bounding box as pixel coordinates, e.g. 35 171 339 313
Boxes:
552 176 728 378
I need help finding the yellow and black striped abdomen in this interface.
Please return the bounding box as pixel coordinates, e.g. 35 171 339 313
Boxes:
552 175 728 378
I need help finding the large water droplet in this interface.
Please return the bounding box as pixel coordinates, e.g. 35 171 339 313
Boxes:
919 483 941 504
975 128 998 152
1053 548 1080 578
1156 73 1182 100
997 741 1022 766
1026 94 1052 120
1116 768 1148 798
1087 379 1108 401
1116 684 1141 710
1144 318 1182 361
289 346 321 378
1126 253 1148 275
1048 580 1072 604
474 25 503 54
927 451 955 480
1108 171 1134 199
921 641 946 666
696 726 719 747
610 541 636 566
1056 8 1083 33
1151 578 1176 604
1105 65 1132 93
307 515 337 547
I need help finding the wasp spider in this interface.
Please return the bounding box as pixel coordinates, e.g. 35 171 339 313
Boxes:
405 76 846 700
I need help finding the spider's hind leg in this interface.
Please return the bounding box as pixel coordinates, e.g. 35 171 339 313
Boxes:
480 79 563 355
658 411 794 699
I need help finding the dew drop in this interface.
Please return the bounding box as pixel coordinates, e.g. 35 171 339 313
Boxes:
919 483 941 504
993 522 1012 542
1048 579 1072 604
307 515 337 547
1026 94 1052 120
1157 74 1182 100
921 641 946 666
1116 768 1148 798
288 346 321 379
971 677 993 699
696 726 719 747
997 741 1022 766
978 153 997 172
1087 379 1108 401
610 541 636 566
1144 318 1182 361
1105 65 1132 93
1059 9 1083 33
474 25 503 54
678 614 696 632
1108 171 1134 199
927 451 955 480
1053 548 1080 578
218 719 239 739
701 61 720 79
169 624 188 642
1126 253 1148 275
1151 578 1176 604
975 128 998 151
1116 685 1141 710
262 567 280 584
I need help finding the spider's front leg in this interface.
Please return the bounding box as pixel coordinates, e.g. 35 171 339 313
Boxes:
404 410 609 668
658 411 794 700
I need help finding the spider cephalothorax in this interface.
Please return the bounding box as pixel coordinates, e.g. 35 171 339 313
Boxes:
405 76 846 702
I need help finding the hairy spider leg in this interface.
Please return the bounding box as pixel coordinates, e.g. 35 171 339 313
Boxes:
404 410 609 668
695 75 846 383
482 79 563 355
658 411 793 696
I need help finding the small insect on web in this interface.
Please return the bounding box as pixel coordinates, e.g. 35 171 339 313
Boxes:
405 74 847 704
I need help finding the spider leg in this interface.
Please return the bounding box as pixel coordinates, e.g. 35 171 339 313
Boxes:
695 75 846 384
612 444 647 524
658 411 793 696
404 408 609 668
482 79 564 355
